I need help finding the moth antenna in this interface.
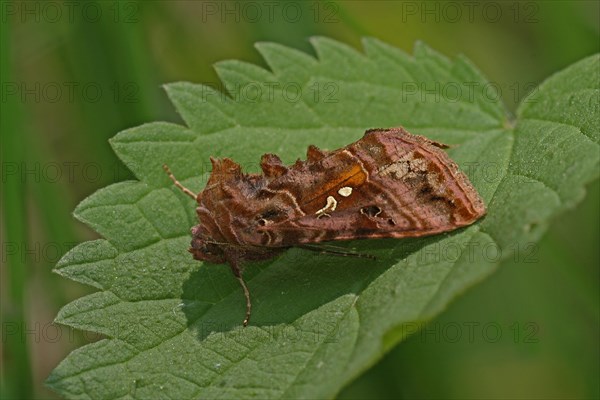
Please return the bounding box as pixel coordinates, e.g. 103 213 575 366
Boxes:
298 244 377 260
204 240 262 250
162 164 197 201
236 275 252 327
204 239 231 246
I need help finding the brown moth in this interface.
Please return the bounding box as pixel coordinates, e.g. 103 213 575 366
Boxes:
164 127 486 326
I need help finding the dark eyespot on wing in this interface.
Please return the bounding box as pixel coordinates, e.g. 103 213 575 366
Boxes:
360 205 382 217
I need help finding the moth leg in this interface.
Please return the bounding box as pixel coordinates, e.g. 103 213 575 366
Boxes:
230 263 252 327
237 275 252 327
162 164 197 200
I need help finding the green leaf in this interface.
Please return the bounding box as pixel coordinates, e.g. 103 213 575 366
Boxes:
47 38 599 399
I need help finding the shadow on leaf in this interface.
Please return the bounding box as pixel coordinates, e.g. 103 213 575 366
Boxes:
180 236 438 342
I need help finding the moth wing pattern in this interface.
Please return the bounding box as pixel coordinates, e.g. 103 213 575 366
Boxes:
258 127 486 246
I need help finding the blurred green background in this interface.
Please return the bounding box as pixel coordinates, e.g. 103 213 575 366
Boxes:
1 1 598 399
